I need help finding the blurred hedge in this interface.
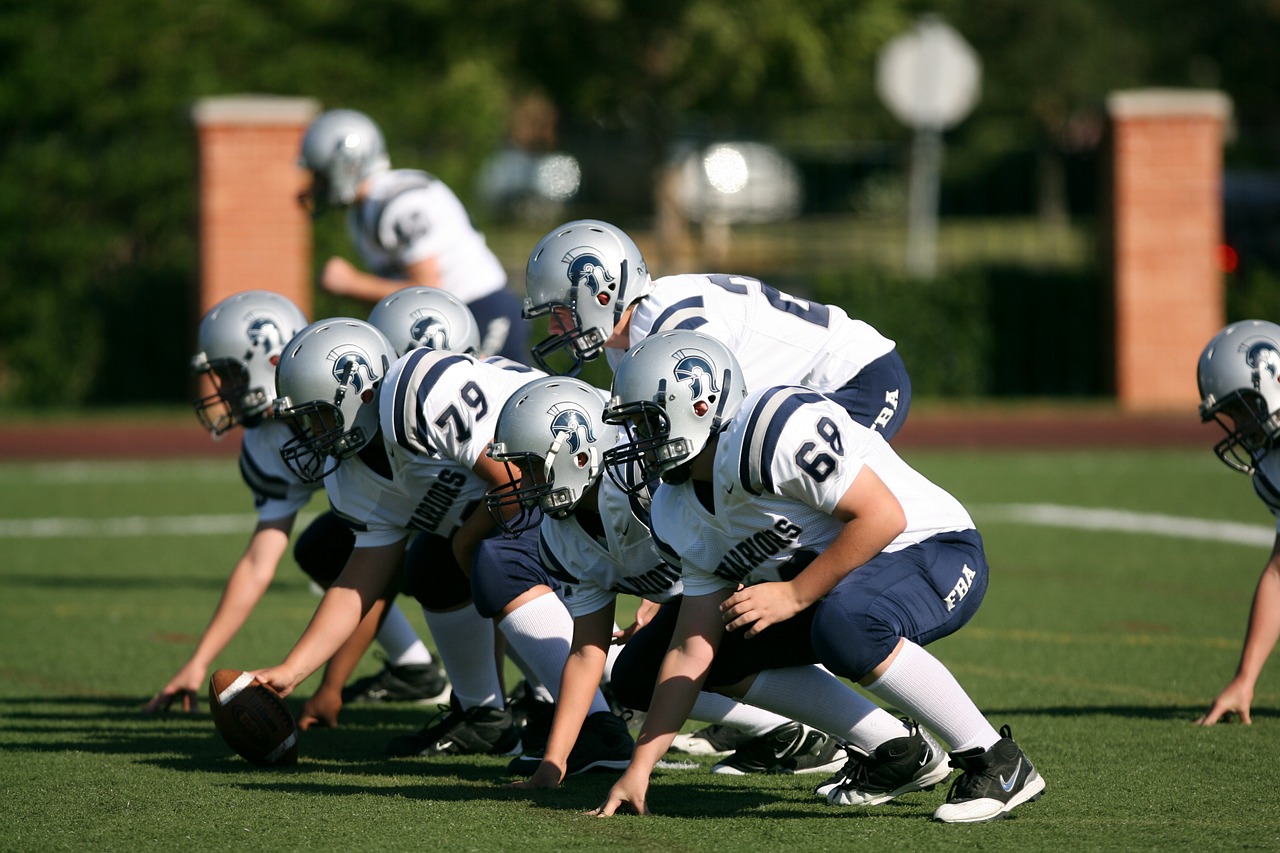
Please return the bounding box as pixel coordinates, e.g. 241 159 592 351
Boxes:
806 264 1107 398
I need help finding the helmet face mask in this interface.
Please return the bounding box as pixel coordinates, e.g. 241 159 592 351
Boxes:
602 330 746 493
487 376 612 533
523 219 650 375
1199 320 1280 474
191 291 308 438
273 319 394 483
297 109 390 216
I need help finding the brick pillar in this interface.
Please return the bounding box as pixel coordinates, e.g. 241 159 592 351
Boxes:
190 95 321 319
1108 89 1231 412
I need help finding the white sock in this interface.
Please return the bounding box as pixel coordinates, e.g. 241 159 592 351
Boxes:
689 691 791 737
374 602 433 666
499 592 610 715
422 606 503 710
743 665 908 751
863 639 1000 753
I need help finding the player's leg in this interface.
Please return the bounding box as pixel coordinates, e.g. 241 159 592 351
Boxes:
611 598 843 775
467 289 530 364
814 529 1045 821
383 532 518 758
293 512 446 703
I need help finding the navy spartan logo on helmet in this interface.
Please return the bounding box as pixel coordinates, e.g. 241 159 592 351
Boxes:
1244 339 1280 389
245 315 287 360
409 312 451 350
564 248 615 304
548 402 596 454
327 346 381 395
672 348 720 401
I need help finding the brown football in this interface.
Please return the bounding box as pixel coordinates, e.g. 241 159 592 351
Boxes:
208 669 298 766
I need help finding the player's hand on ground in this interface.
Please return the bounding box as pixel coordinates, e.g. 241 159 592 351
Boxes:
1194 680 1253 725
720 581 804 637
320 256 360 296
143 666 205 714
592 774 650 816
508 760 564 790
298 686 343 730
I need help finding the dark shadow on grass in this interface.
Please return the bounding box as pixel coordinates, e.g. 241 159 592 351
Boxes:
983 704 1280 722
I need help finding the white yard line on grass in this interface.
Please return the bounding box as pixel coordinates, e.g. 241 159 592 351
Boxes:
974 502 1274 547
0 504 1269 545
0 512 321 538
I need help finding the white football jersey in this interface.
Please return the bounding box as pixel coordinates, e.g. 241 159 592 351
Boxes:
619 273 895 391
348 169 508 304
538 451 683 618
239 419 321 523
323 441 485 549
380 348 545 469
653 386 973 597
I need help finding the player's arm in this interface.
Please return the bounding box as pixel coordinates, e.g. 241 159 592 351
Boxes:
720 465 905 638
595 590 727 816
144 516 294 714
1196 532 1280 725
254 537 407 696
320 255 442 302
515 602 618 789
452 450 509 574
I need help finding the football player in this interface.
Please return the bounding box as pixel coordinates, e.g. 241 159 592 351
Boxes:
143 291 445 720
488 376 844 785
1194 320 1280 726
298 108 528 363
592 330 1045 824
251 320 624 763
523 219 910 439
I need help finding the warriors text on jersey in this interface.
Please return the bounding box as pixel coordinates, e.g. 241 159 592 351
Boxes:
537 439 683 618
620 273 895 391
239 419 321 523
348 169 507 304
651 386 973 597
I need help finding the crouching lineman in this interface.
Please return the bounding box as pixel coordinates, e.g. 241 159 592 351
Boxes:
593 330 1045 824
144 291 445 722
487 376 843 784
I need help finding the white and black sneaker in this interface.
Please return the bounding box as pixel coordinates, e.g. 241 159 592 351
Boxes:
668 723 753 757
820 721 952 805
933 725 1045 824
712 722 845 776
507 710 636 777
384 695 521 758
342 653 450 705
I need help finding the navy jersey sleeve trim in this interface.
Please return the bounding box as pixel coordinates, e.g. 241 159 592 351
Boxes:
649 296 708 334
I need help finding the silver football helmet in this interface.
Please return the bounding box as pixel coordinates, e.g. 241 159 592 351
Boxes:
523 219 651 375
273 318 395 482
297 108 390 214
602 329 747 492
1198 319 1280 474
368 287 481 357
191 290 308 437
486 376 615 533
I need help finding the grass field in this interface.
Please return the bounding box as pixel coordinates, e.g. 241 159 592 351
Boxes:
2 447 1279 851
